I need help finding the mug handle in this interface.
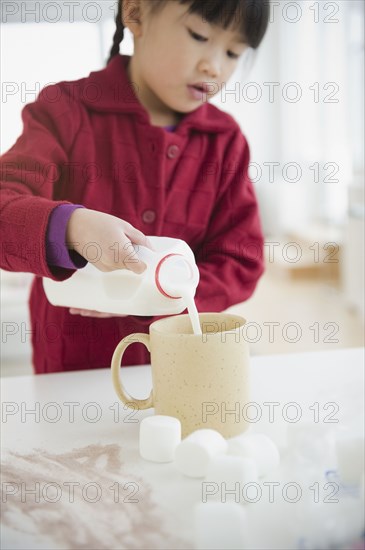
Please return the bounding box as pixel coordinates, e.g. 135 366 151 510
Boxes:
111 333 154 409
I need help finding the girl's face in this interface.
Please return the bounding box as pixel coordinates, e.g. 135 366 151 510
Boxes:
125 1 247 125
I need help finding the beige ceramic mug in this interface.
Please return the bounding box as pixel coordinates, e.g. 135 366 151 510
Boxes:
111 313 250 438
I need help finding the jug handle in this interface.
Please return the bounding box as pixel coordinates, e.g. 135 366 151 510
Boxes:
111 333 154 409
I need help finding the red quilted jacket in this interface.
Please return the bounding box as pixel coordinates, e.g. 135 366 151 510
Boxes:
0 54 265 373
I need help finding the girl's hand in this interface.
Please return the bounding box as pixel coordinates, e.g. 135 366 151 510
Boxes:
69 308 127 318
66 208 153 273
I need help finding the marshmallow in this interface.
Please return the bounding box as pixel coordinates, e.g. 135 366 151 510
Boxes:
254 419 288 451
287 422 336 469
205 455 258 486
174 429 228 478
194 502 247 550
335 432 365 486
227 433 280 477
139 415 181 463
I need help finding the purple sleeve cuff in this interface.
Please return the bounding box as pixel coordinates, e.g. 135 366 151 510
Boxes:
46 204 88 269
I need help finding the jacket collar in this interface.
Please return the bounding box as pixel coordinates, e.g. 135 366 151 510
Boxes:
79 54 233 135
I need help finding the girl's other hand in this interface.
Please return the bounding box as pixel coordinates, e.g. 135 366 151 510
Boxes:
66 209 153 273
69 308 127 318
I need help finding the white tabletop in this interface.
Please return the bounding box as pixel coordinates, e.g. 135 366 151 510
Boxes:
1 348 364 550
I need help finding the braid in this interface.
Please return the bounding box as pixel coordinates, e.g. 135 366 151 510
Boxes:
107 0 125 64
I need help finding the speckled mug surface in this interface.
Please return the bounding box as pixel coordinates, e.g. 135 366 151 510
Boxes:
111 313 250 438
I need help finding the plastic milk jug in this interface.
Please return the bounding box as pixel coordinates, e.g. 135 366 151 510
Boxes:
43 236 200 317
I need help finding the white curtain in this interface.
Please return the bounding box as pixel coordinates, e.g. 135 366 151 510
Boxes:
212 0 364 235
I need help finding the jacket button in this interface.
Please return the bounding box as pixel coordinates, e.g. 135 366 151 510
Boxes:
167 144 180 159
142 209 156 224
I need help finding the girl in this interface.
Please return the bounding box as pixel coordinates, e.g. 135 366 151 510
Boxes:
0 0 269 373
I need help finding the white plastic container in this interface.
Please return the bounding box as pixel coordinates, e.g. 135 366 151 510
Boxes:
43 236 200 316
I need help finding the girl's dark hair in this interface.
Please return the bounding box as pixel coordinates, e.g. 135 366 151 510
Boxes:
107 0 270 64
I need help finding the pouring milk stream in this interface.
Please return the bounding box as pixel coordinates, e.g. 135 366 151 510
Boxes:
43 236 202 334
